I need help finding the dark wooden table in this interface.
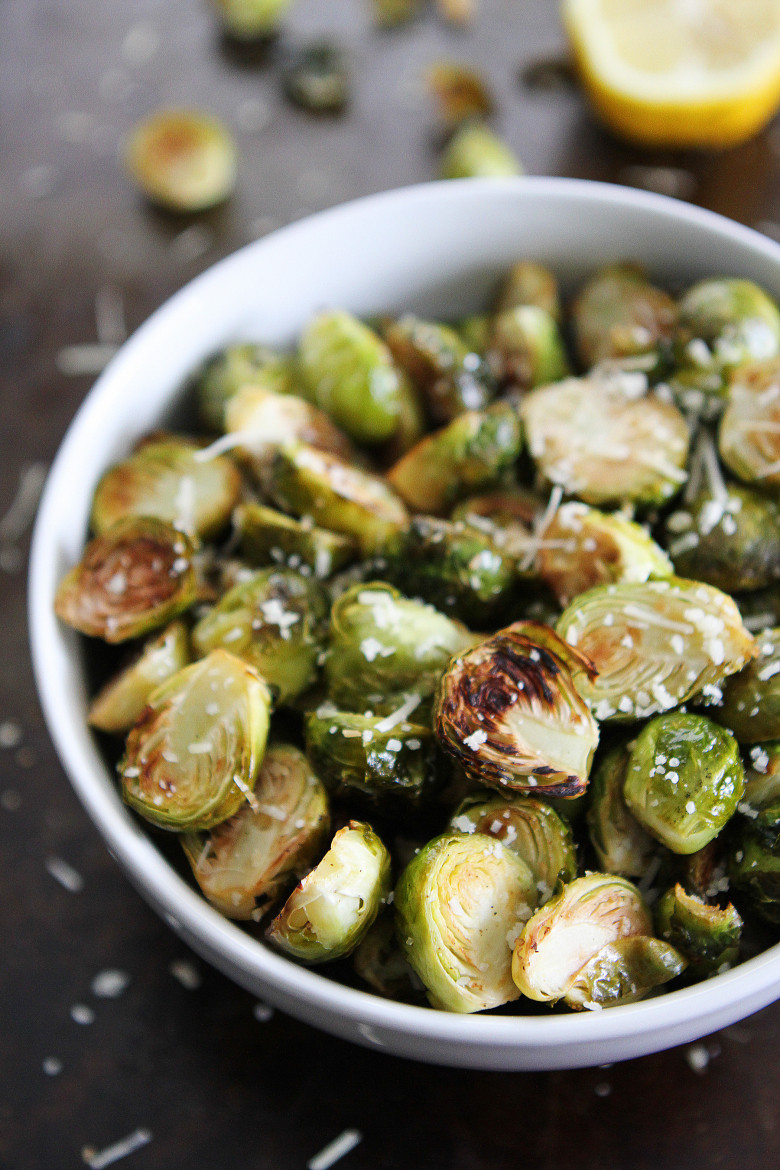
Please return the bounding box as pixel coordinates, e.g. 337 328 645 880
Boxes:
4 2 780 1167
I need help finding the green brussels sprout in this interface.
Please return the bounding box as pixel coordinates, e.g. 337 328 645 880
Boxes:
455 314 492 355
487 305 570 392
265 442 408 556
623 712 745 854
449 792 577 898
520 372 689 507
449 488 543 575
195 343 296 432
655 882 742 979
298 310 409 444
304 708 436 808
266 821 391 962
740 742 780 835
383 314 496 425
571 264 676 372
719 358 780 489
88 620 191 734
386 402 522 516
353 914 422 1002
556 577 757 722
234 502 357 579
539 501 673 608
372 0 423 28
494 260 561 321
511 872 653 1004
119 648 271 830
224 385 356 476
283 43 350 114
191 567 329 705
434 621 600 798
90 436 242 541
210 0 293 39
563 936 686 1010
439 121 523 179
394 831 538 1012
425 61 494 126
54 517 198 643
181 743 330 919
586 744 658 877
324 581 476 713
728 829 780 924
124 109 237 213
712 628 780 742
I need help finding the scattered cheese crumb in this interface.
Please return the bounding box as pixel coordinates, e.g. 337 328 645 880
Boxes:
307 1129 363 1170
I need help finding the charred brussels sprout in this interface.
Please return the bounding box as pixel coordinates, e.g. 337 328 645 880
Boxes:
55 517 197 643
91 436 241 541
655 883 742 979
88 620 190 734
125 109 237 213
440 121 523 179
571 264 675 371
488 305 570 392
181 743 329 919
494 260 561 320
712 628 780 742
191 567 328 705
119 648 271 830
563 937 686 1010
719 358 780 489
624 712 745 854
556 577 757 721
435 621 599 798
383 314 496 425
224 385 355 475
283 43 350 114
586 745 657 877
211 0 293 40
196 343 295 432
729 830 780 924
266 821 391 962
235 502 357 579
394 832 537 1012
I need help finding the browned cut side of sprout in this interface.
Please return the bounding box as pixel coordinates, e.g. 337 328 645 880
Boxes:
425 62 493 126
88 620 191 734
124 108 237 213
224 385 356 476
719 358 780 489
571 263 676 371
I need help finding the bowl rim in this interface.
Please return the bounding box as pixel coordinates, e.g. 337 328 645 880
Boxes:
28 174 780 1057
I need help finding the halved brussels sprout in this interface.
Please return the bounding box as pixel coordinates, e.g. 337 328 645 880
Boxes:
425 61 493 126
520 372 689 507
563 936 685 1009
488 305 570 392
539 501 672 608
655 882 742 979
353 913 422 1001
195 343 296 432
556 577 757 721
494 260 561 321
124 108 237 213
586 744 658 877
386 402 522 516
623 712 745 854
511 872 653 1005
191 567 329 705
394 831 537 1012
450 488 542 575
440 121 523 179
449 792 577 897
435 621 599 798
265 442 408 555
719 358 780 489
283 43 350 114
383 314 496 425
91 436 242 540
324 582 476 713
224 385 355 476
119 648 271 830
712 628 780 742
234 501 357 579
740 742 780 834
266 821 391 962
211 0 293 39
728 829 780 924
571 264 676 371
54 517 198 643
88 620 190 734
181 743 329 919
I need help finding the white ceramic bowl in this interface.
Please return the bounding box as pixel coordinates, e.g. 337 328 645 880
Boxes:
29 177 780 1070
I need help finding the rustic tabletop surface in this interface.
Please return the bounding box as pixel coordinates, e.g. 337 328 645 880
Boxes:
4 2 780 1168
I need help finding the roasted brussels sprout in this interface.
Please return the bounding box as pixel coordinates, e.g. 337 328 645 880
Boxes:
712 628 780 742
88 620 190 734
563 936 686 1010
571 264 676 371
55 517 198 643
624 712 745 854
394 831 538 1012
440 121 523 180
488 305 570 392
450 488 541 572
235 502 357 579
224 384 355 475
586 744 657 877
353 914 422 1001
557 577 757 721
119 648 271 830
435 621 599 798
729 829 780 924
383 314 496 425
266 821 391 962
740 742 780 835
191 567 329 705
124 109 237 213
181 743 329 919
719 358 780 489
372 0 422 27
196 343 295 432
210 0 293 39
494 260 561 321
425 61 493 126
283 43 350 114
655 882 742 979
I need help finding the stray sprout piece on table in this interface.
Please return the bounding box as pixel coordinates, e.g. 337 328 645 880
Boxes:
124 109 238 213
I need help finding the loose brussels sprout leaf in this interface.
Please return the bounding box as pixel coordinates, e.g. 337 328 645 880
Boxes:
191 567 328 705
181 743 329 919
54 517 198 643
564 936 686 1010
383 314 496 425
586 744 658 878
729 829 780 924
740 742 780 834
624 712 745 855
234 502 357 579
394 832 537 1012
353 913 422 1002
91 436 242 541
435 621 599 798
324 581 476 713
488 305 570 392
298 310 407 444
283 43 350 114
266 821 391 962
511 872 652 1003
386 402 522 516
540 501 672 608
425 61 493 126
211 0 294 39
449 793 577 898
719 358 780 489
556 577 757 721
440 121 523 179
304 709 436 808
124 109 237 213
265 442 408 556
712 628 780 743
494 260 561 321
224 385 356 476
119 648 271 830
655 882 742 979
571 264 676 371
195 343 295 432
521 372 689 507
88 620 190 734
